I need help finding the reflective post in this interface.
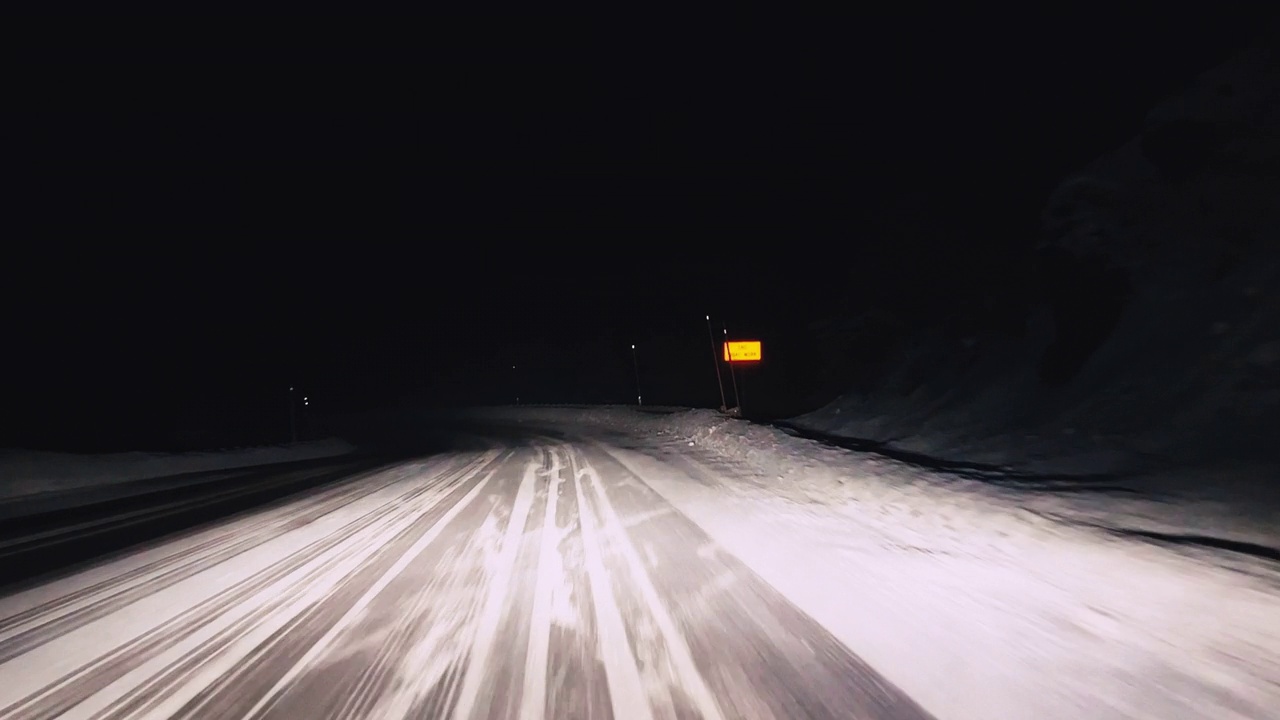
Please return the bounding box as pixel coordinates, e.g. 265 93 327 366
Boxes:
631 344 642 405
723 324 741 413
706 315 727 411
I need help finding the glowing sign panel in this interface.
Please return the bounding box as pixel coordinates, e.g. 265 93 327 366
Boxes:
723 340 762 362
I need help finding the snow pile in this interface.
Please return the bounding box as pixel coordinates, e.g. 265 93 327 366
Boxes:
796 38 1280 476
0 438 355 501
483 405 1280 720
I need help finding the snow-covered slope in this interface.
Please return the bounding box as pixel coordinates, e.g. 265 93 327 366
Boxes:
0 438 355 501
797 37 1280 479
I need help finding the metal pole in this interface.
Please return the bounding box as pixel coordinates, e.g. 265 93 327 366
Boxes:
723 324 741 413
706 315 727 410
631 344 642 405
288 386 296 443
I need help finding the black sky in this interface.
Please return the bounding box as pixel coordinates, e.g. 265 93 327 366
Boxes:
6 9 1275 449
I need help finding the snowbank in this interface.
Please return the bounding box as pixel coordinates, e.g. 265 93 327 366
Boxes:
0 438 356 501
481 405 1280 720
794 38 1280 479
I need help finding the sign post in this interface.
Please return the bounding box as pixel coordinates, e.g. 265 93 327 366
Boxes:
722 325 740 413
631 344 642 405
706 315 727 411
722 338 762 416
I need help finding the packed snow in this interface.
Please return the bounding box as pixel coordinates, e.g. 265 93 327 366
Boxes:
0 438 355 503
475 405 1280 720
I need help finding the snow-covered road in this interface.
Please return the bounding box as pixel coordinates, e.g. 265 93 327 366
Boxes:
0 439 929 720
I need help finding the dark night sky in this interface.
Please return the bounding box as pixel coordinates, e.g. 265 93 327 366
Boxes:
6 9 1275 449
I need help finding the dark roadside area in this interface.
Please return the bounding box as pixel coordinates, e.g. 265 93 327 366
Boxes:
0 455 379 592
0 410 554 593
0 406 823 595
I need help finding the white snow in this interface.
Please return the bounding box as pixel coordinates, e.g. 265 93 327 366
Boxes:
571 451 655 720
520 452 565 720
0 439 356 502
241 452 501 719
577 452 728 720
452 455 539 720
476 405 1280 720
0 465 434 714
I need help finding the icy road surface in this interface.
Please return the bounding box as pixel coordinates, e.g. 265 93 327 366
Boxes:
0 440 929 720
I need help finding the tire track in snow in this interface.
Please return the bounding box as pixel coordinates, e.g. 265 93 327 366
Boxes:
450 448 541 720
544 446 610 720
519 446 566 720
75 511 430 720
170 456 507 720
321 552 445 720
310 448 541 720
1 435 940 720
0 461 437 662
237 453 505 720
0 461 416 632
0 464 364 559
24 454 500 720
572 451 653 720
103 452 505 720
0 452 499 720
571 447 726 720
590 443 937 720
238 449 537 720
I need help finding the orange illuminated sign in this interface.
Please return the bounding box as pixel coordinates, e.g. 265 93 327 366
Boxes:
723 340 762 362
